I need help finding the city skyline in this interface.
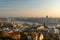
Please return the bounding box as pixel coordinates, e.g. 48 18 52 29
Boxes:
0 0 60 17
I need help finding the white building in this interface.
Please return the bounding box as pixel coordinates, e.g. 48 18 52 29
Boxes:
49 28 59 34
37 25 45 30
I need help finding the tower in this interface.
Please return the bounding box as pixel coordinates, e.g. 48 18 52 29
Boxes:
45 16 48 27
45 16 48 23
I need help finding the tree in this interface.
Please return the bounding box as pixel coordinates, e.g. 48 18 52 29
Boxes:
0 36 13 40
43 37 54 40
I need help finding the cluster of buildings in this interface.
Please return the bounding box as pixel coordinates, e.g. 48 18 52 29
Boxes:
0 17 60 40
0 20 44 40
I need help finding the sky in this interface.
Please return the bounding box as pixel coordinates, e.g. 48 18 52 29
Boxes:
0 0 60 17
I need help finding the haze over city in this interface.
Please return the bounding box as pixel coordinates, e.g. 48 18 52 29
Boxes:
0 0 60 17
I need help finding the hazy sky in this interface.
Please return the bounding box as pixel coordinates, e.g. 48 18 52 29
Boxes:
0 0 60 17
